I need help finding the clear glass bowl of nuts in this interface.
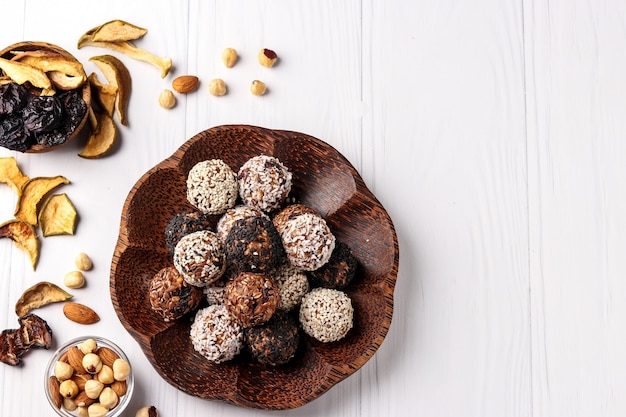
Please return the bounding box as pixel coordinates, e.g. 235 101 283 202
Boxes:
44 336 134 417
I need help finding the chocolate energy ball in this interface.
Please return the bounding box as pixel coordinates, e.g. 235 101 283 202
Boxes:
244 311 300 366
224 216 284 273
216 205 268 242
173 230 226 287
225 272 280 328
273 260 310 311
299 288 353 343
273 205 336 271
164 211 214 257
238 155 292 213
187 159 238 215
308 240 358 289
190 305 243 363
149 266 203 321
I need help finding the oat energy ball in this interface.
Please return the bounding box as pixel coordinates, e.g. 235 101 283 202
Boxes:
299 288 353 343
149 266 203 321
187 159 238 215
224 216 284 273
164 211 214 256
190 305 243 363
238 155 292 213
309 240 358 289
244 311 300 366
225 272 280 328
274 260 310 311
173 230 226 287
216 205 268 242
273 205 336 271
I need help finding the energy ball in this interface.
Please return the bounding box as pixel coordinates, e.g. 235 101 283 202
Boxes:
216 205 268 242
203 278 226 306
190 305 243 363
274 260 310 311
244 311 300 366
149 266 203 321
299 288 353 343
238 155 292 213
164 211 214 256
173 230 226 287
225 272 280 328
224 216 284 273
308 240 358 289
187 159 238 215
273 205 336 271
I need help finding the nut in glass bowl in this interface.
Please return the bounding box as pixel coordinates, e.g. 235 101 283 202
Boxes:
44 336 134 417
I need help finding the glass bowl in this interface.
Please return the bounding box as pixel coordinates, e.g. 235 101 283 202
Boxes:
44 336 134 417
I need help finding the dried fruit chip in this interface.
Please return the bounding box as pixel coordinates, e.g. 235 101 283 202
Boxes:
0 219 39 269
0 156 30 196
47 71 86 91
11 51 86 80
0 57 54 94
89 55 131 126
15 281 73 317
39 193 78 237
91 19 148 42
88 72 117 117
78 111 117 159
14 175 70 226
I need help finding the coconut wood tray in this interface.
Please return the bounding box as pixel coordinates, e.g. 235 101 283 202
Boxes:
110 125 399 409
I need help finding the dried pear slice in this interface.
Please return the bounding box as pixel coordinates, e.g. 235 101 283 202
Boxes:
11 51 86 79
47 71 86 91
90 55 131 126
0 157 30 196
91 19 148 42
0 219 40 270
0 56 54 93
15 282 73 317
39 193 78 237
88 72 117 117
14 176 70 226
78 112 117 159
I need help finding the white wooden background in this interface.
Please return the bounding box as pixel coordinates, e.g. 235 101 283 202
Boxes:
1 0 625 416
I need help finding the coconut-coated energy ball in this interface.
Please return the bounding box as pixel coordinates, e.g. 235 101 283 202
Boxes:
187 159 238 215
237 155 292 213
190 305 243 363
149 266 203 321
173 230 226 287
299 287 353 343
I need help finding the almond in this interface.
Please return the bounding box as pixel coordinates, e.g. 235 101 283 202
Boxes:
96 346 120 368
49 376 62 409
63 302 100 325
67 346 86 373
172 75 199 93
74 390 96 407
71 373 92 391
110 380 127 397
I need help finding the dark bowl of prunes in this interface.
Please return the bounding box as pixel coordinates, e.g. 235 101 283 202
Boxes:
0 41 91 153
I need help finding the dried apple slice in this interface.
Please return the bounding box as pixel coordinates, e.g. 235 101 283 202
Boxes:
39 193 78 237
0 219 40 270
0 157 30 196
91 19 148 42
78 111 117 159
88 72 117 117
14 176 70 226
0 57 54 94
90 55 131 126
15 282 73 317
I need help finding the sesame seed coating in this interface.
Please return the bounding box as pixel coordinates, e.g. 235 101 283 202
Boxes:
190 305 243 363
238 155 292 213
299 288 353 343
173 230 226 287
273 260 310 311
164 211 214 257
187 159 238 215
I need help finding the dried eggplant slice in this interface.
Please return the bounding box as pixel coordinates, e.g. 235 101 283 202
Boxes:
17 314 53 349
0 329 25 366
15 281 73 317
0 157 30 196
0 219 40 270
39 193 78 237
14 175 70 226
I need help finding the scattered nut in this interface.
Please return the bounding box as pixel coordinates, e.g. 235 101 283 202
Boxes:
136 405 158 417
158 89 176 109
63 302 100 325
250 80 267 96
64 270 86 289
221 48 238 67
113 358 131 381
258 48 278 67
83 352 103 374
208 78 227 96
59 379 79 398
74 252 93 271
172 75 199 93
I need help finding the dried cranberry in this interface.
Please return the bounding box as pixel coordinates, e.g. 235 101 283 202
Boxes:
0 83 29 116
0 117 33 152
22 95 63 133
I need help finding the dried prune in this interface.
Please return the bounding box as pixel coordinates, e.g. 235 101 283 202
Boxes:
58 90 87 128
0 82 29 116
22 95 63 133
0 117 33 152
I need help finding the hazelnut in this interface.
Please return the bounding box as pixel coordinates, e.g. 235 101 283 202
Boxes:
99 387 118 409
136 405 158 417
74 252 93 271
222 48 238 68
54 360 74 381
83 353 103 374
79 338 98 354
64 270 86 289
250 80 267 96
59 379 79 398
113 358 131 381
76 406 89 417
62 397 78 412
158 89 176 109
88 403 109 417
84 379 104 399
208 78 227 96
258 48 278 67
97 364 115 384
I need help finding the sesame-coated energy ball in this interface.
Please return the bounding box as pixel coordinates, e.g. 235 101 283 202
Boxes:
173 230 226 287
299 288 353 343
273 260 310 311
237 155 292 213
190 305 243 363
187 159 238 215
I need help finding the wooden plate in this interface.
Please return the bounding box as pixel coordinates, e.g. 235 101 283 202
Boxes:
110 125 399 409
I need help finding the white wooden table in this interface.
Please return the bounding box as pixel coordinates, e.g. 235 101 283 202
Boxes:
2 1 626 416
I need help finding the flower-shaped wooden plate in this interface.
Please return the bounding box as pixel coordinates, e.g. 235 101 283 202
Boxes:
110 125 399 409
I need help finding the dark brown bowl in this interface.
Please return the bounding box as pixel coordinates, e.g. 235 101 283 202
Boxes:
0 41 91 153
110 125 399 409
